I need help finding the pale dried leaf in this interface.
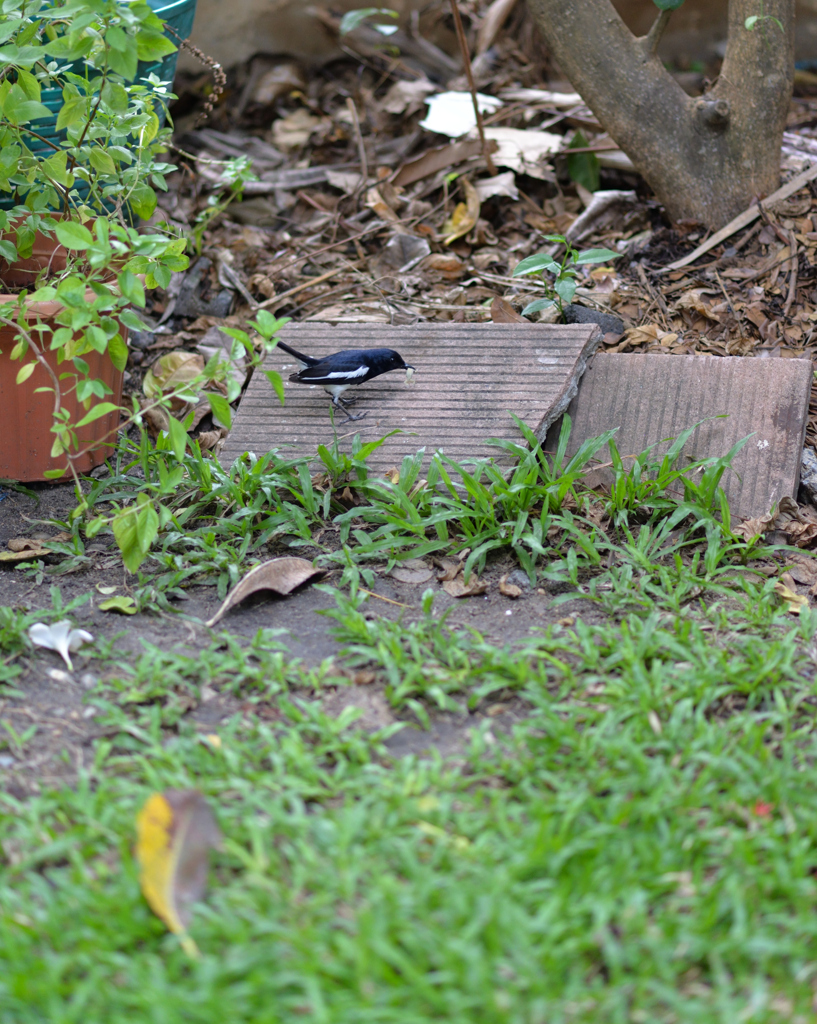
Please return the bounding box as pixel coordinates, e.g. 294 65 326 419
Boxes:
443 575 488 598
490 297 526 323
499 574 522 598
206 557 323 627
143 351 205 399
443 179 480 245
391 561 434 584
774 580 808 614
380 77 437 116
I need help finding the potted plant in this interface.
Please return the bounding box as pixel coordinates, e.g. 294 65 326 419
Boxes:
0 0 194 482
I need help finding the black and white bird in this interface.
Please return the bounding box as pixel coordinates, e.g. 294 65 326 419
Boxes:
275 339 415 421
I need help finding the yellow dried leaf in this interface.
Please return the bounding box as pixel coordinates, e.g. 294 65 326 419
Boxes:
443 178 480 245
135 790 221 956
143 351 205 399
774 581 808 615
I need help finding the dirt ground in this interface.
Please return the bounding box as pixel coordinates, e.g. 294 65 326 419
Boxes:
0 479 601 797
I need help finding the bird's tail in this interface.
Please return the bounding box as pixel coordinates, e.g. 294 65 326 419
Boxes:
274 338 319 366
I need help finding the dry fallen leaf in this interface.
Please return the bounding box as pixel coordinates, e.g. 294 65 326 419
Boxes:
672 289 721 320
391 559 434 584
774 579 808 614
206 557 323 627
143 351 205 400
271 108 322 151
421 253 465 280
490 296 526 323
0 544 51 563
499 574 522 598
442 574 488 598
136 790 221 958
443 178 480 246
733 510 778 541
624 323 678 347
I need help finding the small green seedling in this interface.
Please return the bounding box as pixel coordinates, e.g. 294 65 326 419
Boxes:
512 234 620 317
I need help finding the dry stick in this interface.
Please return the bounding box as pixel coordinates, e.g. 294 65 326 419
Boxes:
660 162 817 272
256 261 365 311
783 229 799 317
447 0 497 176
346 97 368 184
642 8 672 57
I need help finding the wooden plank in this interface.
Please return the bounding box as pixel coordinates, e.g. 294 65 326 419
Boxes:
220 322 601 472
545 353 813 518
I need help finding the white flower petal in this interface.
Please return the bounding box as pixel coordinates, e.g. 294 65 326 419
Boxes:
28 620 93 671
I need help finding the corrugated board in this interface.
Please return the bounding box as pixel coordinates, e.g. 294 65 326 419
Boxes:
545 353 813 518
220 322 601 471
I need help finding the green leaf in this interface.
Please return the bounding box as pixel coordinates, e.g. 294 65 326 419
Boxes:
264 370 286 406
1 83 51 125
117 269 145 306
166 414 188 462
339 7 399 35
101 81 129 113
129 183 157 221
566 130 600 194
554 277 577 305
252 311 290 339
0 239 17 262
89 148 116 175
135 31 177 61
575 248 621 265
15 362 36 384
43 467 68 479
75 401 119 429
512 254 561 277
98 595 137 614
206 393 232 430
108 334 129 372
42 151 74 187
105 33 138 79
119 309 151 332
521 298 556 317
15 68 40 102
112 493 158 573
56 93 87 130
55 221 94 250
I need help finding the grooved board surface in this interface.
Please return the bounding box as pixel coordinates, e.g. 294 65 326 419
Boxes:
545 353 813 518
221 322 601 470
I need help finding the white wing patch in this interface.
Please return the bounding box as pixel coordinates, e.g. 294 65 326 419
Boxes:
325 366 368 379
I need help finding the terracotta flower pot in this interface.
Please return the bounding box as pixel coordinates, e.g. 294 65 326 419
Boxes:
0 230 126 482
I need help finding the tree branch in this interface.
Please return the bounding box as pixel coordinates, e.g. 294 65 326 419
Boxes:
641 8 671 57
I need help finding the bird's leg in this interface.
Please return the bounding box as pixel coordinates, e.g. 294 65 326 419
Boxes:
333 393 368 421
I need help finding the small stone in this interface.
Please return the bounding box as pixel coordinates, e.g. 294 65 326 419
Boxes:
563 303 624 336
0 754 15 768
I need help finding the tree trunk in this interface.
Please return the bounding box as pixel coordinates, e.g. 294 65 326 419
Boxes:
524 0 794 229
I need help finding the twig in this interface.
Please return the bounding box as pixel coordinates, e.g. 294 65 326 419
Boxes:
642 9 672 58
447 0 497 175
783 229 798 316
256 261 365 311
659 162 817 272
346 97 368 184
358 588 411 607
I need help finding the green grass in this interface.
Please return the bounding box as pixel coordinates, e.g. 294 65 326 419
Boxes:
2 422 817 1022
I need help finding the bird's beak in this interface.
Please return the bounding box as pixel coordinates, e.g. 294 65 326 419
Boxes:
405 364 415 371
